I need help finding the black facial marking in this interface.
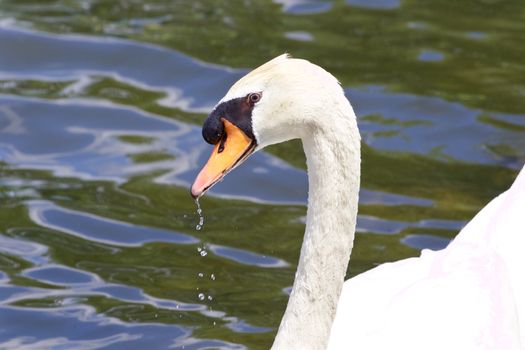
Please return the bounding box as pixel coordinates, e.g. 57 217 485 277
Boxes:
202 112 224 145
202 93 259 145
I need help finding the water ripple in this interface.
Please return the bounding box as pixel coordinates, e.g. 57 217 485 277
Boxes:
0 25 242 112
402 234 451 251
28 200 198 247
0 305 226 350
23 265 99 286
208 244 289 268
0 235 48 260
352 86 525 168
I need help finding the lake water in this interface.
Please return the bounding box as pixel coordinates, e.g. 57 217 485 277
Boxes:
0 1 524 349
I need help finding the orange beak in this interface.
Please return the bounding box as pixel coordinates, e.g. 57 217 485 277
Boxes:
191 118 256 198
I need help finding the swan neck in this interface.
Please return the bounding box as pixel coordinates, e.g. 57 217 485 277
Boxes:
272 115 360 349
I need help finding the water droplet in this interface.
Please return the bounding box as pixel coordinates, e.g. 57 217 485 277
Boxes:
198 272 204 278
207 295 213 301
210 274 216 281
198 293 205 301
195 199 204 230
197 245 208 257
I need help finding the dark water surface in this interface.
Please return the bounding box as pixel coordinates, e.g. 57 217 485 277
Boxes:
0 1 524 349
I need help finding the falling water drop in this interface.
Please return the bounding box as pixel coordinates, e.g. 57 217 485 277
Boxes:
194 200 211 303
195 198 204 231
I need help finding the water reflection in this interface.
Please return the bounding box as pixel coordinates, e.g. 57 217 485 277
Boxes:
274 0 333 14
208 244 289 268
345 0 400 10
29 200 198 247
401 234 450 251
0 25 240 113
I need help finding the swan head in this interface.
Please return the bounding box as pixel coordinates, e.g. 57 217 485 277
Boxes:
191 54 349 198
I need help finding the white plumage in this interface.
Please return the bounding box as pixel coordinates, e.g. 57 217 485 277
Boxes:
330 170 525 349
209 54 525 349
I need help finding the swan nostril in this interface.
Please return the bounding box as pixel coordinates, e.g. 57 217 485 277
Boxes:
218 134 227 153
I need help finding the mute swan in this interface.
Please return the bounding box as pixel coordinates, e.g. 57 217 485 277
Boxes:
190 54 525 350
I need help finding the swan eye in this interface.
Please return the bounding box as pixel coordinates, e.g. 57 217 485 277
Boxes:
248 92 262 104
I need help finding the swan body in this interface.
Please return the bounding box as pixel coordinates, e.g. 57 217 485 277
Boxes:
191 54 525 349
330 173 525 349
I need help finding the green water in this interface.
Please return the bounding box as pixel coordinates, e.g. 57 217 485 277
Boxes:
0 1 523 349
